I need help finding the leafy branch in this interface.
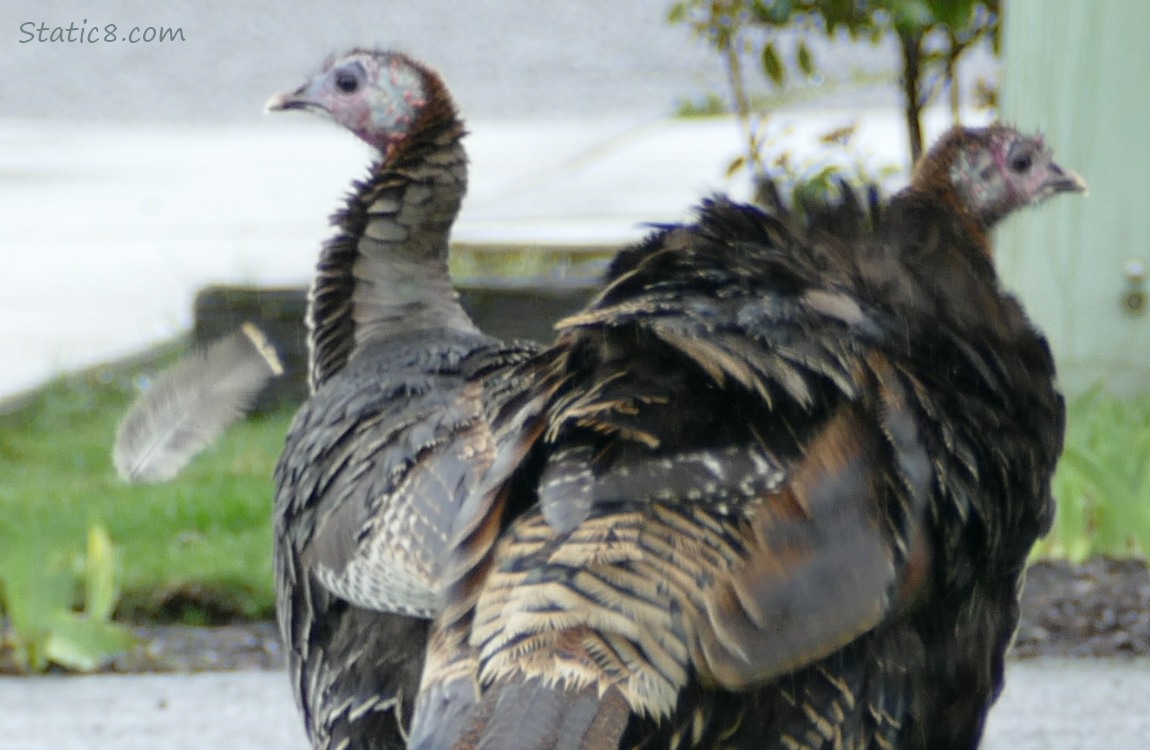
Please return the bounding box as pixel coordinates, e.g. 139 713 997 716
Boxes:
669 0 1000 168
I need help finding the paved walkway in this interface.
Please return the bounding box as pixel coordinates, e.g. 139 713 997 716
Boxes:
2 659 1147 750
0 106 989 401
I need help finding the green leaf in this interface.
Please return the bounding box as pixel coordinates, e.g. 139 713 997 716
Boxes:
85 523 118 622
45 613 137 672
797 40 815 77
667 1 689 25
822 0 863 29
761 42 785 86
891 0 935 33
752 0 794 24
0 556 74 672
726 154 749 178
926 0 974 29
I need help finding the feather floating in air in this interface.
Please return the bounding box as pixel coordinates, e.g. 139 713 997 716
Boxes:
112 322 283 483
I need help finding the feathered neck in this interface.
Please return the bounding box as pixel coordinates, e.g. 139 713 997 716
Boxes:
307 107 477 391
880 181 1013 342
906 136 995 256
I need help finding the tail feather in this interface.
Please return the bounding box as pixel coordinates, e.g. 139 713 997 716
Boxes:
415 677 631 750
408 674 480 750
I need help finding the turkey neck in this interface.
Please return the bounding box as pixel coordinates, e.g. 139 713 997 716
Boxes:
309 115 476 388
350 121 476 343
876 186 1010 340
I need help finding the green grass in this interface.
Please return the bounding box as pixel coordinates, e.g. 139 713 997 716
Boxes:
450 244 615 285
0 349 292 622
1039 387 1150 562
674 92 730 118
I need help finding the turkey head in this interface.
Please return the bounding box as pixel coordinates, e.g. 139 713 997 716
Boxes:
911 124 1087 233
267 49 454 160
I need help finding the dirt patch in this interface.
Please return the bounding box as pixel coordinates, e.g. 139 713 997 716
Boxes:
1013 558 1150 658
108 622 286 672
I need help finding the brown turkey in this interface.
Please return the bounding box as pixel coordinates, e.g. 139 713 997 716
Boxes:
409 124 1086 750
268 49 538 750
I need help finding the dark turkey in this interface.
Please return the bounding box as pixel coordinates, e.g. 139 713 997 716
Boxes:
409 124 1086 750
268 50 537 750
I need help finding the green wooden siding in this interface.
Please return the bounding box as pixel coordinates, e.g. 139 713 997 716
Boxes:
998 0 1150 396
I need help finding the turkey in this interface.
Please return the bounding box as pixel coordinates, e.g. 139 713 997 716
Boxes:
268 49 538 750
409 124 1086 750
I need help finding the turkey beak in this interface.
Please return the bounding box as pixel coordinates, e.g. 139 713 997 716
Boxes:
1045 162 1088 196
265 83 321 114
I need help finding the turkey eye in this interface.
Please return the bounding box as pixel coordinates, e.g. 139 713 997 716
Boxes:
1010 153 1032 173
334 71 359 93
